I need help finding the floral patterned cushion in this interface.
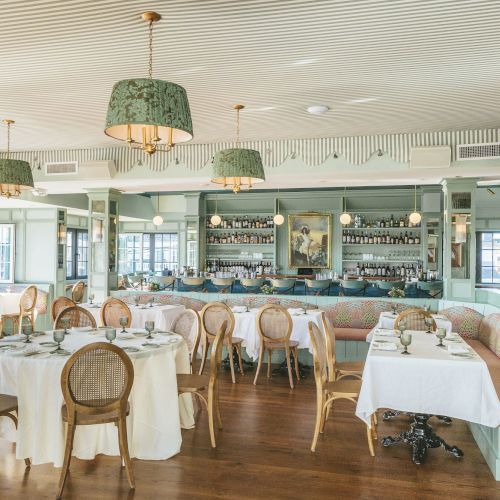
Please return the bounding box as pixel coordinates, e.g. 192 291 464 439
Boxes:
438 306 483 340
223 297 317 310
121 293 206 312
478 313 500 358
324 300 410 330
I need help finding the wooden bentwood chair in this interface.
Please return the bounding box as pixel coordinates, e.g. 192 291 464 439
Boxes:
70 281 85 303
308 322 376 455
100 297 132 328
57 342 135 499
170 308 201 373
394 308 436 332
177 321 227 447
0 394 31 468
51 296 76 323
1 285 38 335
254 304 300 389
199 302 244 384
54 306 97 330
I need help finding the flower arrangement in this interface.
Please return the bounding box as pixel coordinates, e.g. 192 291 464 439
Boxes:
388 287 405 298
261 284 275 295
149 282 160 292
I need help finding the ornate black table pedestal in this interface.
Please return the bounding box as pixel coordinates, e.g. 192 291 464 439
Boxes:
383 410 452 425
381 414 463 465
272 352 310 379
221 350 253 372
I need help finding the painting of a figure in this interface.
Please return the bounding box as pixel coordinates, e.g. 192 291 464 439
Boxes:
288 213 331 269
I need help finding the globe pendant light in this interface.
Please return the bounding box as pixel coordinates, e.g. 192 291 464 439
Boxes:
210 194 222 226
105 12 193 155
152 192 163 226
211 104 265 193
0 120 34 199
273 189 284 225
339 187 352 225
409 185 422 225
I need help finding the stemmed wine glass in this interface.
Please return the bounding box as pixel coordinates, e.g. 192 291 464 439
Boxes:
424 317 434 334
145 320 155 340
21 324 33 343
60 317 70 335
119 316 128 333
148 298 154 308
391 304 397 316
302 306 307 315
88 293 95 305
52 330 66 353
436 327 447 348
105 328 117 344
400 331 412 355
134 296 140 308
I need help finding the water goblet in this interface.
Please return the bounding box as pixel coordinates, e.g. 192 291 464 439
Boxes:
134 296 140 308
400 331 412 355
149 298 154 308
436 327 447 348
21 324 33 343
105 328 117 344
52 329 65 353
302 306 307 315
145 320 155 340
119 316 128 333
391 305 397 316
88 293 95 305
424 317 433 334
60 317 70 335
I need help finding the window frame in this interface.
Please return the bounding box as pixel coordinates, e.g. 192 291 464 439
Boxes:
66 228 88 280
476 231 500 284
0 223 15 284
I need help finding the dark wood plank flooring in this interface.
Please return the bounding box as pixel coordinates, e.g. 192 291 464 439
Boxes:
0 367 498 499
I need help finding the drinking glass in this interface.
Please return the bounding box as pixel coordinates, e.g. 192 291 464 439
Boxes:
88 293 95 305
105 328 117 344
400 331 412 355
21 324 33 343
119 316 128 333
424 317 433 334
60 317 70 335
53 329 65 352
145 320 155 340
302 306 307 315
391 304 397 316
148 298 154 308
134 296 140 307
436 327 447 348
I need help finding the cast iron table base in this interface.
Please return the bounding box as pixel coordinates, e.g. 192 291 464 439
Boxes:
383 410 452 424
272 352 310 379
381 414 463 464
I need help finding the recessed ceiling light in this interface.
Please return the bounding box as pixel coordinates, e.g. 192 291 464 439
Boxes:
307 105 330 115
292 58 319 65
349 97 378 104
243 106 276 113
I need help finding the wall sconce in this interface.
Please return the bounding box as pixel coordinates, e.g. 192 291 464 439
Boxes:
92 219 104 243
57 222 67 245
454 214 468 243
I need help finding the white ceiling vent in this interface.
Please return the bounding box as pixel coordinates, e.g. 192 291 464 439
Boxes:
45 161 78 175
457 143 500 161
410 146 451 169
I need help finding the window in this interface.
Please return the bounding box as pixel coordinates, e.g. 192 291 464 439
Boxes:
118 233 178 274
476 232 500 284
0 224 15 283
66 229 88 279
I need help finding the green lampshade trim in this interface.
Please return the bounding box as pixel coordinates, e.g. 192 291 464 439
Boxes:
105 78 193 144
0 159 34 189
212 148 265 186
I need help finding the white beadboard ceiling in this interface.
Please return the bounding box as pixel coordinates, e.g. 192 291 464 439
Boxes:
1 0 500 152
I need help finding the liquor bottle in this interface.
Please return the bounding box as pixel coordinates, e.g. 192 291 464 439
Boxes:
415 233 420 244
390 214 394 227
404 231 409 244
356 263 360 276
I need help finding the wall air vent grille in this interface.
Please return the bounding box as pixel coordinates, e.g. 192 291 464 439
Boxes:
456 142 500 161
452 192 471 210
45 161 78 175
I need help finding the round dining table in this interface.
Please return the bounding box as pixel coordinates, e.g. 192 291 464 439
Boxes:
0 328 194 467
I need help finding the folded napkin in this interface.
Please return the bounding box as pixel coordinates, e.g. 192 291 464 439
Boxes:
117 332 136 340
445 333 460 340
374 328 398 337
432 314 446 320
372 342 398 351
447 344 470 354
288 308 307 315
4 346 28 356
232 306 247 313
71 326 93 332
0 335 24 342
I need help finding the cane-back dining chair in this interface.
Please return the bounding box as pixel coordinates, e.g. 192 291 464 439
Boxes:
100 297 132 328
70 281 85 303
171 308 201 373
320 312 364 382
254 304 300 389
394 308 436 332
0 394 31 468
54 306 97 330
1 285 38 335
57 342 135 499
51 297 76 323
199 302 243 383
308 321 376 455
177 321 227 447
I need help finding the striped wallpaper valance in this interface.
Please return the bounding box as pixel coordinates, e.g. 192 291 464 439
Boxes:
6 128 499 173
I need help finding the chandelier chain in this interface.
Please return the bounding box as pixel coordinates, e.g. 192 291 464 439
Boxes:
6 122 10 157
236 107 240 145
148 20 153 79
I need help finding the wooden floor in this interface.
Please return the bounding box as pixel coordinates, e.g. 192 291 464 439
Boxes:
0 367 498 500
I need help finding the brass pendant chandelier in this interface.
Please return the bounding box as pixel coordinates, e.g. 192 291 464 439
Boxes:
104 12 193 155
0 120 34 199
211 104 265 193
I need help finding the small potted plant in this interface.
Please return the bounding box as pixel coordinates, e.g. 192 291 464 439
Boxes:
388 287 405 299
149 282 160 292
261 284 275 295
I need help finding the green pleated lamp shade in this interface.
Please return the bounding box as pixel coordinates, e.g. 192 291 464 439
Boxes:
104 78 193 146
212 148 265 192
0 159 34 198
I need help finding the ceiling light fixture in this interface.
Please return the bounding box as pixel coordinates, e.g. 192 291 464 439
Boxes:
211 104 265 193
273 189 284 226
339 186 352 225
409 185 422 225
307 105 330 115
152 192 163 226
105 12 193 156
0 119 34 199
210 194 222 226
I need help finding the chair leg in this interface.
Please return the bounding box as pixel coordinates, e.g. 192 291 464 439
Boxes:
57 422 76 499
117 417 135 489
293 347 300 381
285 346 294 389
198 336 209 375
236 344 244 376
373 411 378 426
311 389 325 452
228 345 236 384
214 382 223 430
207 386 217 448
266 349 272 379
4 411 31 468
366 423 375 457
371 414 378 440
253 344 264 385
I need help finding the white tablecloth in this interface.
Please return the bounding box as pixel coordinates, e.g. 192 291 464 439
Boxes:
366 311 453 342
232 308 324 360
0 329 194 466
82 303 185 331
356 330 500 428
0 292 23 315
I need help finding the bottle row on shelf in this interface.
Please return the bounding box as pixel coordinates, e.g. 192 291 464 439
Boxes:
207 232 274 245
342 231 420 245
346 262 422 279
206 215 275 229
344 213 422 229
206 260 274 276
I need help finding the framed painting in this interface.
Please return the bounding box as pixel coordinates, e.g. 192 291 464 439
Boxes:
288 213 332 269
451 242 463 268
